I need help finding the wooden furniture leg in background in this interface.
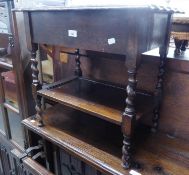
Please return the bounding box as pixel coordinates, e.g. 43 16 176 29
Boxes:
181 40 188 51
174 39 182 55
31 44 43 127
122 68 137 169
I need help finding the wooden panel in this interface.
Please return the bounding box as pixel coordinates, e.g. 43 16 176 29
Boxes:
30 9 152 56
11 148 54 175
60 150 84 175
141 48 189 141
59 149 105 175
159 71 189 140
30 9 169 63
52 49 159 92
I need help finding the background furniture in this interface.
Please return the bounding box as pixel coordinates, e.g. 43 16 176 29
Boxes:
172 16 189 54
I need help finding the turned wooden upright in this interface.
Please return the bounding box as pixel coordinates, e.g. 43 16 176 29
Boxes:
30 44 43 127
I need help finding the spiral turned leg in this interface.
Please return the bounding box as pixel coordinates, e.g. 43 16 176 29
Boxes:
35 95 43 127
31 44 43 127
75 49 82 76
152 55 165 133
122 68 137 169
122 135 132 169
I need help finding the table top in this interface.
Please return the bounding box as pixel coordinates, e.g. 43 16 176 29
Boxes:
13 1 180 13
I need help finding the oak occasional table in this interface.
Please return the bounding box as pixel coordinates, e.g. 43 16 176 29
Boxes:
14 4 176 171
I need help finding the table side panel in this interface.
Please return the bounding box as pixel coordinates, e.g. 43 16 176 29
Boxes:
29 9 167 57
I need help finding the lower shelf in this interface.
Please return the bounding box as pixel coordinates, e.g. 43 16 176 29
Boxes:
38 77 153 125
22 104 189 175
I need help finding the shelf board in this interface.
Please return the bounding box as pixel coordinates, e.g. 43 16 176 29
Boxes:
38 77 153 125
22 104 189 175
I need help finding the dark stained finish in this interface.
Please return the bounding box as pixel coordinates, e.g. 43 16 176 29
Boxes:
31 44 43 127
74 49 82 76
122 68 137 168
151 13 172 133
18 6 173 168
29 9 168 58
11 148 54 175
0 1 55 175
38 77 153 125
58 148 107 175
22 104 189 175
142 48 189 141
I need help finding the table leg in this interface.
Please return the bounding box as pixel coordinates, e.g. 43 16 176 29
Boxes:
152 49 166 133
122 68 137 169
31 44 43 127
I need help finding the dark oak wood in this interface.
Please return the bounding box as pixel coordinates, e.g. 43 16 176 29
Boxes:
38 77 153 125
11 148 54 175
151 13 172 133
32 45 189 169
31 44 43 127
74 49 82 76
27 9 167 56
0 1 54 174
22 104 189 175
122 68 137 168
141 47 189 141
16 6 174 168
